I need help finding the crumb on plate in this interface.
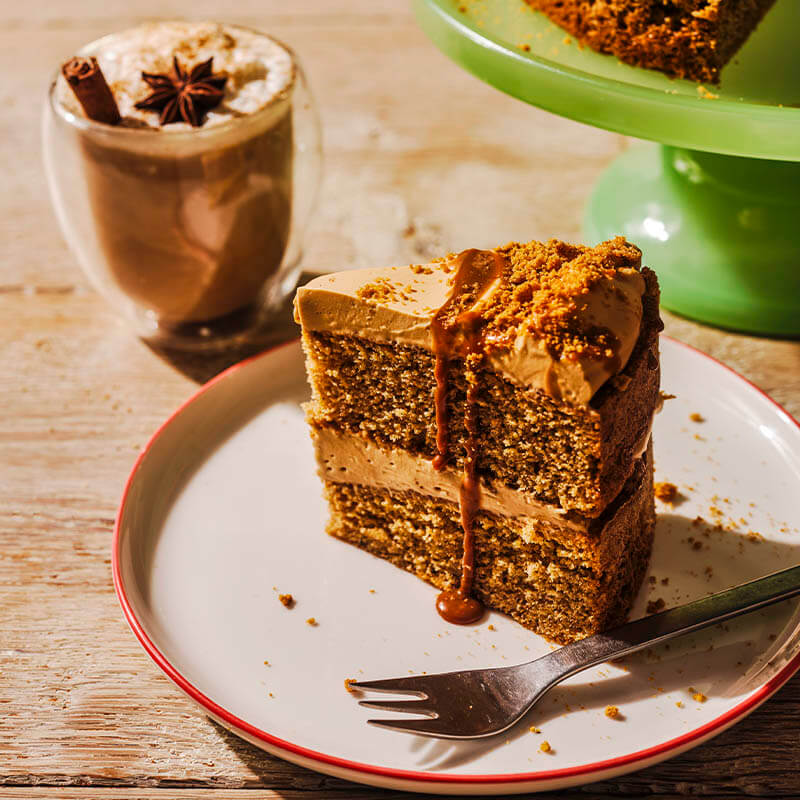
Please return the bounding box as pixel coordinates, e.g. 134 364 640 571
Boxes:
646 598 666 614
654 481 678 503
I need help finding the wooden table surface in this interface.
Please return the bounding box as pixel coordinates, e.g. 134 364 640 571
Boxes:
3 1 800 797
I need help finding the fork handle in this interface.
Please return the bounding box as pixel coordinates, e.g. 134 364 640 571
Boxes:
548 564 800 679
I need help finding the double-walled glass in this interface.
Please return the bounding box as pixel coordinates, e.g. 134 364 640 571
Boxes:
43 28 321 349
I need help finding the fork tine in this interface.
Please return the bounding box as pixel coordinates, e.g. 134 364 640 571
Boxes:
358 698 436 716
366 716 454 737
348 677 428 696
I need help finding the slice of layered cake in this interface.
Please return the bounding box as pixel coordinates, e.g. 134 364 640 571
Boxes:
295 237 662 643
524 0 776 83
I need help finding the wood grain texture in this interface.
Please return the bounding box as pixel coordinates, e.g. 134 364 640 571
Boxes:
1 0 799 798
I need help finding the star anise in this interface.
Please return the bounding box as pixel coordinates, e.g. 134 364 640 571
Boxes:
134 56 227 127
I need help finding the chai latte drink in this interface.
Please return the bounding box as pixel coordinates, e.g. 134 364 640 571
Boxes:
49 22 313 345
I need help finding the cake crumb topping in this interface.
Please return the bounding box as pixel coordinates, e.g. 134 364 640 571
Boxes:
357 277 401 304
484 237 644 361
357 275 428 306
387 236 645 365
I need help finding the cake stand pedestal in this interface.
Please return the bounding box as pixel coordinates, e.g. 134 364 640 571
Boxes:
414 0 800 336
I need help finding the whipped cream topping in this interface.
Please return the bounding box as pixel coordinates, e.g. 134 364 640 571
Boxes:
56 22 295 130
295 247 646 405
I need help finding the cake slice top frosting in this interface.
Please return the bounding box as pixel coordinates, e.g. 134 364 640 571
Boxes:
295 236 646 405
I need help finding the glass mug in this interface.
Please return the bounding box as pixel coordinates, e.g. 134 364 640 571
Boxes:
43 25 321 350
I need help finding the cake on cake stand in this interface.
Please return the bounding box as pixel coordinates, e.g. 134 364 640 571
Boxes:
414 0 800 335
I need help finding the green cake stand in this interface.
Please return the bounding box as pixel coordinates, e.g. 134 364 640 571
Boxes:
414 0 800 335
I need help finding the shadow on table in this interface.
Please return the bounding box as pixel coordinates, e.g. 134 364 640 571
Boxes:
144 274 317 385
209 720 374 793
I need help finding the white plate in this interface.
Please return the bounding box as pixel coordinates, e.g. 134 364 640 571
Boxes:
113 336 800 795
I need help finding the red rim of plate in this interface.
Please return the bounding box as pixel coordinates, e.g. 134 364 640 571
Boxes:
112 334 800 788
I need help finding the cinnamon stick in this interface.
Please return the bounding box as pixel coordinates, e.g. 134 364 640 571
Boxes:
61 57 121 125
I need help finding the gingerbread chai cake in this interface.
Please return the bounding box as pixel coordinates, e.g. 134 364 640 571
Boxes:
524 0 776 83
295 237 662 643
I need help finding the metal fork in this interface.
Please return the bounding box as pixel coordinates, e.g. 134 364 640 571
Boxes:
350 564 800 738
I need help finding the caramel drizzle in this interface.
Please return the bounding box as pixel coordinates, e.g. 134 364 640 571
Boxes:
430 248 505 625
432 354 449 471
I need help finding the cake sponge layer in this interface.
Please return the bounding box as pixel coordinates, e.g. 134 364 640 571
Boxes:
324 444 655 644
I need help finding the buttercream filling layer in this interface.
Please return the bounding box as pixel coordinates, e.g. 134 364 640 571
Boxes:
311 425 589 531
